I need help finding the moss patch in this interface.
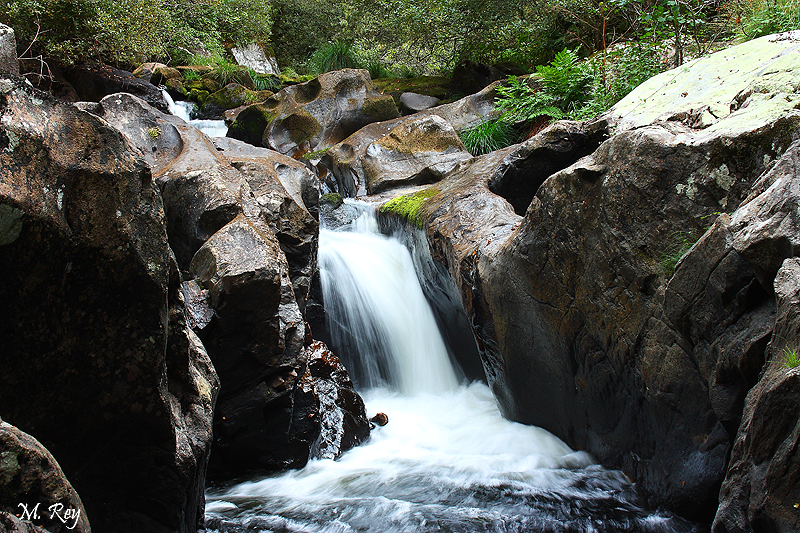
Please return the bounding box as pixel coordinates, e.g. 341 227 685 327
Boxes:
320 192 343 208
380 188 439 228
362 95 399 120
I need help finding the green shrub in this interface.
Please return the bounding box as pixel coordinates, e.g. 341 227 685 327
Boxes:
724 0 800 40
306 41 361 74
459 119 519 156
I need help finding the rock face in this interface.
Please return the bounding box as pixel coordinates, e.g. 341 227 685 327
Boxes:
232 43 280 76
83 91 368 479
0 24 18 76
0 77 218 533
384 32 800 523
0 419 90 533
712 160 800 532
228 69 398 156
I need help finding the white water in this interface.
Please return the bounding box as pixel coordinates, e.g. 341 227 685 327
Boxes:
161 89 228 138
205 204 696 533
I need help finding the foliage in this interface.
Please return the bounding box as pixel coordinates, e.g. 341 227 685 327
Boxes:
497 49 592 122
380 188 440 228
306 41 361 74
251 72 282 92
723 0 800 40
459 119 518 156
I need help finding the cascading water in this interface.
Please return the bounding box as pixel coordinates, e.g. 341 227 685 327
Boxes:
205 203 699 533
161 89 228 138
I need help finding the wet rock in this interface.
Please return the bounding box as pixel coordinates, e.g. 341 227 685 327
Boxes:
325 83 500 197
0 76 217 533
303 341 371 460
189 214 310 475
370 413 389 427
62 63 169 113
0 419 90 533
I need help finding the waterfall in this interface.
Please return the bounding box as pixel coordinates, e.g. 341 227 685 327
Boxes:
204 201 700 533
161 89 228 138
318 205 460 394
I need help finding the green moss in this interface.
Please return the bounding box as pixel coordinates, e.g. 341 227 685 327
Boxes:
362 95 399 120
301 148 330 160
380 188 439 228
320 192 343 208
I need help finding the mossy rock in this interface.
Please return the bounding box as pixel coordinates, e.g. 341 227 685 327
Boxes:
373 76 450 104
320 193 343 208
165 77 188 97
202 78 223 93
228 103 278 146
190 89 210 105
380 188 439 228
206 84 270 110
363 94 399 120
282 109 321 144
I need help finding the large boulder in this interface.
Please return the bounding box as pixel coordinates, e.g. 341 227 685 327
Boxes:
62 63 169 113
325 82 502 197
711 149 800 532
85 92 367 478
0 77 218 533
391 32 800 522
228 69 399 156
0 419 90 533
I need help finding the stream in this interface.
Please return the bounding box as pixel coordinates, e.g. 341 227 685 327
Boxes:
204 204 699 533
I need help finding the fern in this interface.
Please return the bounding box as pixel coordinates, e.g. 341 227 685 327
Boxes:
496 49 591 123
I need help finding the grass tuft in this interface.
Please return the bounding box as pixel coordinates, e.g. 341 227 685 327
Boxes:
459 119 518 156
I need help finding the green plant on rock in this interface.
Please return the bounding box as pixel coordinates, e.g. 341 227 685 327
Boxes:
660 230 699 275
380 189 440 228
780 346 800 369
459 119 519 156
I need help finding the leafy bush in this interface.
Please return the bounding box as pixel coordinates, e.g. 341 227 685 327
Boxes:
496 49 592 122
459 119 519 156
723 0 800 40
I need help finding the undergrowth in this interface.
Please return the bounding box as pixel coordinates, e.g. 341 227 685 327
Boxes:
459 119 518 156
